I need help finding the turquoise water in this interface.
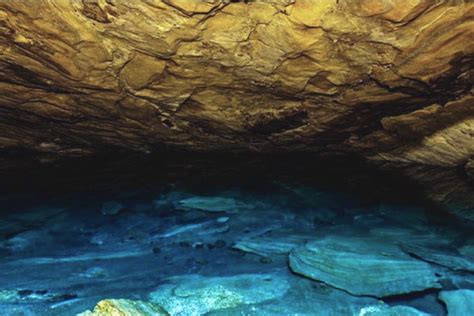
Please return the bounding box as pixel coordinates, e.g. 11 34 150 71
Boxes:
0 155 473 315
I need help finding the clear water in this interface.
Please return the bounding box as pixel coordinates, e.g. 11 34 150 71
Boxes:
0 154 473 315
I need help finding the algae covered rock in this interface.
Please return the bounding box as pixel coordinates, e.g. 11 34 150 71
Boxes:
439 289 474 316
289 236 441 297
78 299 168 316
149 273 289 315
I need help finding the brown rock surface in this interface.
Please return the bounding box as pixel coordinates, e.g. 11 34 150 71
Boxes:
0 0 472 166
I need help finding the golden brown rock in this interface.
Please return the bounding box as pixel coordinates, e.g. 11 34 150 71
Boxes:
0 1 472 166
77 299 167 316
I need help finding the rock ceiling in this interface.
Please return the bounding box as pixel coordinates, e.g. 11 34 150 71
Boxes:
0 0 472 168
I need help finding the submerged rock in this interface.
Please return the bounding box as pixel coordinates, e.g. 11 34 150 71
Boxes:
459 244 474 261
78 267 108 279
289 236 441 297
401 244 474 273
149 273 289 315
233 234 310 257
369 227 453 247
155 217 229 239
78 299 167 316
206 276 379 316
177 196 247 213
356 304 429 316
438 289 474 316
11 246 149 265
0 289 76 304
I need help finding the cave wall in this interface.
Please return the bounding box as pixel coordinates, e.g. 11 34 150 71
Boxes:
0 0 472 167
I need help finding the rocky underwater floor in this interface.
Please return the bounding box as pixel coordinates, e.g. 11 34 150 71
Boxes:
0 154 473 316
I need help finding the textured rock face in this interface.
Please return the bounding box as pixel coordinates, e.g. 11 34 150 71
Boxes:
0 1 472 165
289 236 441 297
439 289 474 316
78 299 167 316
149 273 290 315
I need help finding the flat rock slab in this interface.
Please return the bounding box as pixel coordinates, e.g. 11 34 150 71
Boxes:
177 196 249 213
233 234 311 257
289 236 441 297
369 227 453 247
439 289 474 316
9 246 149 265
207 277 380 316
149 273 289 315
401 244 474 273
356 304 429 316
459 244 474 260
154 217 229 239
0 289 77 304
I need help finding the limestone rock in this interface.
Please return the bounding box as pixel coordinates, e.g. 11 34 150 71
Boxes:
356 304 429 316
233 234 310 257
149 273 289 315
0 289 77 304
459 244 474 260
289 236 441 297
0 1 472 166
155 217 229 238
401 244 474 272
439 289 474 316
177 196 247 213
78 299 167 316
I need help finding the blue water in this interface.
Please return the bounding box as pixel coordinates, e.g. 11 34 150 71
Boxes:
0 155 472 315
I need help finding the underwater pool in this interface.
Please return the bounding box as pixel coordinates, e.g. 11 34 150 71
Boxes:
0 154 473 315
